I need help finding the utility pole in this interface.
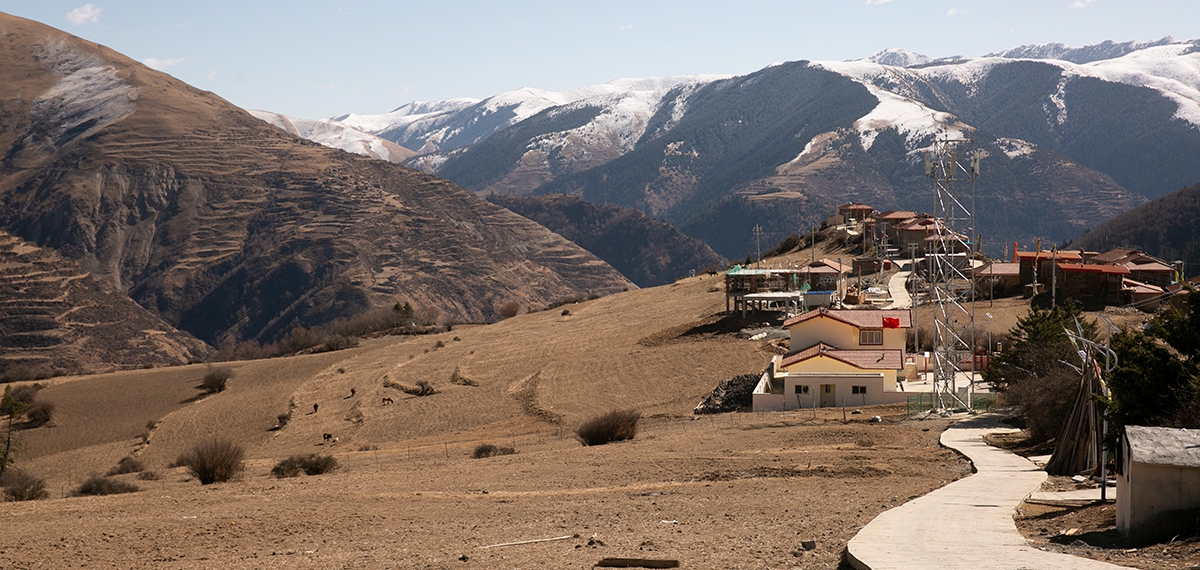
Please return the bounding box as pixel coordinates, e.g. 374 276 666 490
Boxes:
753 225 763 269
1051 247 1058 308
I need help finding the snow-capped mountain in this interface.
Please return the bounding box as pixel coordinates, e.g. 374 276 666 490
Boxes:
862 48 931 68
284 38 1200 258
248 109 414 163
985 37 1185 64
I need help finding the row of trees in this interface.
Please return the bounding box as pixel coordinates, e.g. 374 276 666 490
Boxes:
986 288 1200 446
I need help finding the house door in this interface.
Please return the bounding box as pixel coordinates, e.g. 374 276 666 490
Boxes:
820 384 836 407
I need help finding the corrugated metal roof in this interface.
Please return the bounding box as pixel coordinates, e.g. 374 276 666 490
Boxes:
1125 425 1200 468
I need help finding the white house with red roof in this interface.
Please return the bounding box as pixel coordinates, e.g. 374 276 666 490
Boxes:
753 308 912 411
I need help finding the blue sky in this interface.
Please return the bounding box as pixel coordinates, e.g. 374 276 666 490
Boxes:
5 1 1199 119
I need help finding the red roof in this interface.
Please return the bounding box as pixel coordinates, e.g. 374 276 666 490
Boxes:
783 307 912 329
1057 263 1129 275
781 343 903 370
1014 250 1084 262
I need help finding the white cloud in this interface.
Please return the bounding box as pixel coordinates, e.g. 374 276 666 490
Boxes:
865 0 894 4
619 24 635 30
142 57 186 70
65 4 101 25
1070 0 1097 8
207 70 219 80
946 7 961 16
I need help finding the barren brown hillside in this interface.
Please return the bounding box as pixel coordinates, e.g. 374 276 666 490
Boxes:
0 12 632 349
2 273 973 569
0 229 208 373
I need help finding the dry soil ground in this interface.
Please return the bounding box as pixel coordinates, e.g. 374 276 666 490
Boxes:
0 272 978 569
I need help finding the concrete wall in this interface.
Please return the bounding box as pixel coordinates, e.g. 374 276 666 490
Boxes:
788 318 906 352
1118 460 1200 542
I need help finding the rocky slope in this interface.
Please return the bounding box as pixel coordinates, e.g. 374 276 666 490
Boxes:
486 194 724 287
1072 180 1200 279
0 230 209 374
0 12 633 349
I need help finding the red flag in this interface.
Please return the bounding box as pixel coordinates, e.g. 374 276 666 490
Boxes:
882 317 901 329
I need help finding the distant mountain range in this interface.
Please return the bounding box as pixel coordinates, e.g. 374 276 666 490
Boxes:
278 37 1200 259
0 12 633 361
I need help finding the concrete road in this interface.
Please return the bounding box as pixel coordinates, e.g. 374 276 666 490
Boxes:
845 413 1134 570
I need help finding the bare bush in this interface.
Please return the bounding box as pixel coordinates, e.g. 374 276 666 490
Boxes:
1 469 48 501
76 476 139 496
1003 367 1080 442
497 301 521 320
472 443 516 459
276 412 291 429
107 456 144 475
175 440 244 484
401 380 436 396
24 400 54 426
201 366 233 394
414 306 443 327
576 409 641 446
271 454 339 478
136 470 162 481
450 367 478 387
0 363 55 383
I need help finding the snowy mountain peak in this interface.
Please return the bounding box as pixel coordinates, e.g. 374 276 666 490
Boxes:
862 48 931 68
985 37 1188 64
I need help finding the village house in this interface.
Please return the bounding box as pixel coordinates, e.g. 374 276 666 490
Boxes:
1088 248 1176 288
753 308 912 411
1117 426 1200 543
1053 263 1129 305
975 261 1021 298
1013 249 1085 287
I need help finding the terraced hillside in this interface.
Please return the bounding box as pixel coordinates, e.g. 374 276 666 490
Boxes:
0 12 632 348
0 230 208 374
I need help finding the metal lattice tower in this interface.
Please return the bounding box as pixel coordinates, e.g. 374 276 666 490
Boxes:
924 139 981 411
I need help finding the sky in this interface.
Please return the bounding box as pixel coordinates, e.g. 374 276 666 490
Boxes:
5 1 1200 120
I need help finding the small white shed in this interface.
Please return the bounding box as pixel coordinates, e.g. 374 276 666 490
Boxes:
1117 425 1200 542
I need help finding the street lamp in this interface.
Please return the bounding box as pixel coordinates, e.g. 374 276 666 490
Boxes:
985 312 994 359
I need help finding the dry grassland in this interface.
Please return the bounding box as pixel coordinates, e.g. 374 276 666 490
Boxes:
2 272 976 568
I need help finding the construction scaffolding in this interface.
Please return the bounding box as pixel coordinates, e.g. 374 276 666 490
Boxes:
924 139 981 411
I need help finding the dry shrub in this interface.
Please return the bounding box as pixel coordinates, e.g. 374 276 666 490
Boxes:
358 444 379 452
0 363 55 383
561 308 571 316
24 400 54 426
497 301 521 320
1004 367 1080 442
76 476 139 496
271 454 339 478
276 412 291 428
175 439 244 484
450 367 478 387
576 409 641 446
136 470 162 481
472 443 517 459
8 384 41 403
395 380 436 397
414 306 443 327
201 366 233 394
856 438 876 448
107 456 144 475
1 469 48 501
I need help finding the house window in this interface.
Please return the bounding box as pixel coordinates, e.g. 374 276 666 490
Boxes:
824 385 831 394
860 329 883 345
852 386 867 394
794 385 809 394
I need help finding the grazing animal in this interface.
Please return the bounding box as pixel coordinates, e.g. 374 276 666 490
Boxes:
323 433 333 442
312 403 319 414
350 388 356 397
381 396 394 405
331 437 339 444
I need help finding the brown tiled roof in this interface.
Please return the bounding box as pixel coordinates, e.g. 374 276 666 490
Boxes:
978 262 1020 277
783 307 912 329
1122 278 1166 295
1123 260 1173 272
1090 248 1137 265
781 342 902 370
875 210 918 221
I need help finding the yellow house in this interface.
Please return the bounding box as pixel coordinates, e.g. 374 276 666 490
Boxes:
783 308 911 352
754 343 907 410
